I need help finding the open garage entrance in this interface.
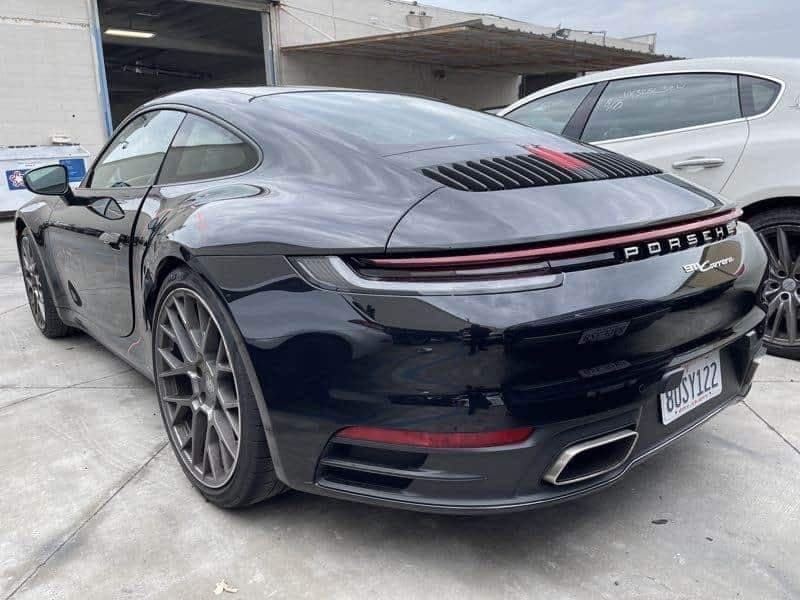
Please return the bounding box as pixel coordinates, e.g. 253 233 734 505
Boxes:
97 0 269 125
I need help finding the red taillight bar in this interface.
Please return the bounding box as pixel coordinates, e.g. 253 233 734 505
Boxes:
336 426 535 448
364 208 742 270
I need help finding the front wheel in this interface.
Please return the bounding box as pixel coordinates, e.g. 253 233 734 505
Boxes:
18 228 72 338
153 267 286 507
749 207 800 360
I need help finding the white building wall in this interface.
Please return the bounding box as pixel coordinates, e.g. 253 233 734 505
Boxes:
0 0 107 158
276 0 652 53
274 0 654 108
280 53 520 109
275 0 524 108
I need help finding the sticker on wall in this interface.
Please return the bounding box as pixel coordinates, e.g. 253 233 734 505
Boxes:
59 158 86 182
6 170 27 191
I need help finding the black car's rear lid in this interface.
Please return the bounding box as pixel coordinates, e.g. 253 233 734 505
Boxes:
386 142 724 253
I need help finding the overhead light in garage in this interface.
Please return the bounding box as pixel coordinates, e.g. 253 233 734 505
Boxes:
104 28 156 39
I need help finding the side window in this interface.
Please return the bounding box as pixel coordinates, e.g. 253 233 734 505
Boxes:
739 75 781 117
582 74 742 142
504 86 593 134
90 110 185 189
157 115 259 185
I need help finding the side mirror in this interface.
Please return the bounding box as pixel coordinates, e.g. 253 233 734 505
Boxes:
87 197 125 220
23 164 76 203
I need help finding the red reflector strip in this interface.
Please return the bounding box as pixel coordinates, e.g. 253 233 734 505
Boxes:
336 426 535 448
364 208 742 270
524 145 590 170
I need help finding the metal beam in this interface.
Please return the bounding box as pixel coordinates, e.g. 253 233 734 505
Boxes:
180 0 270 11
88 0 113 137
101 32 263 58
282 19 673 72
261 9 276 85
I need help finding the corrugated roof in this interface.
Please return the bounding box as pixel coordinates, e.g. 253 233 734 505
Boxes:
282 19 674 74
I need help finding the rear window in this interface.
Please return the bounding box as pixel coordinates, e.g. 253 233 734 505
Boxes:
260 92 536 148
158 114 258 184
504 85 593 134
739 75 781 117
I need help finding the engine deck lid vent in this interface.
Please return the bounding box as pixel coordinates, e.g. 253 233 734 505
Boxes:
420 147 661 192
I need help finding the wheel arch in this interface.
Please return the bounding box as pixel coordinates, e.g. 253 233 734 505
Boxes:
14 216 27 240
144 249 287 480
143 250 238 329
144 254 188 329
14 214 65 313
741 196 800 221
14 215 41 253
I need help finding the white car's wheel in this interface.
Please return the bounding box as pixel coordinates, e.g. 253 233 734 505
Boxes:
749 207 800 360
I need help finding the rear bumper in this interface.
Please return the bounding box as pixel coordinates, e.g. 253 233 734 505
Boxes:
202 223 767 513
314 395 744 514
303 322 763 514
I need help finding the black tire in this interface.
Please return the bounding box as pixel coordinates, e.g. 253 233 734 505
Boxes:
152 266 287 507
747 206 800 360
18 228 72 338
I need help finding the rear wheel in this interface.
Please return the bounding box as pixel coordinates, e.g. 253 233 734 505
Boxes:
153 267 286 507
749 207 800 360
19 229 71 338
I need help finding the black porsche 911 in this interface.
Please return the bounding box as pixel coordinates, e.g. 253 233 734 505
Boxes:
16 87 767 513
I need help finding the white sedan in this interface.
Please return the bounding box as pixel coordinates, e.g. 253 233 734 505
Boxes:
500 57 800 359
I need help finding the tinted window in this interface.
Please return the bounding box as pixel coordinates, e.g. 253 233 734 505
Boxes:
158 115 259 185
583 74 742 142
504 86 593 134
261 92 537 148
90 110 184 188
739 75 781 117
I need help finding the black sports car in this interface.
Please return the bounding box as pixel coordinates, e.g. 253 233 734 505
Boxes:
16 88 767 513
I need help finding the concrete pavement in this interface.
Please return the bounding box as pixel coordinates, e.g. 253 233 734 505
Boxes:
1 219 799 600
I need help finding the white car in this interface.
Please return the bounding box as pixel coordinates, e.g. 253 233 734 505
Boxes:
500 57 800 359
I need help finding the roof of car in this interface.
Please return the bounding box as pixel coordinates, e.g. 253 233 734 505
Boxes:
221 86 357 98
585 57 800 79
142 86 403 115
148 85 353 104
502 57 800 114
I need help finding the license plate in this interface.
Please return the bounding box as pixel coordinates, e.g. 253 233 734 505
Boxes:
659 351 723 425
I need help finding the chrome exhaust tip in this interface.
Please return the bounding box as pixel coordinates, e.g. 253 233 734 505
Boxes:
543 429 638 486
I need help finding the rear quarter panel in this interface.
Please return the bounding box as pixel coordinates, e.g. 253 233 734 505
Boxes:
722 80 800 206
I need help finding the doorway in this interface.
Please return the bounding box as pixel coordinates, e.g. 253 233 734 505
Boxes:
97 0 268 125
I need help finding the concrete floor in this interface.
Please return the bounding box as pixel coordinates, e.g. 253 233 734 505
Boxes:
1 218 799 600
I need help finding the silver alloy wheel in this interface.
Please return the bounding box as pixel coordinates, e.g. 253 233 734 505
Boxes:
20 236 46 330
758 225 800 347
155 288 241 488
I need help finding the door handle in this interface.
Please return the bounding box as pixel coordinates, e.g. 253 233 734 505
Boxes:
672 157 725 169
99 232 122 249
